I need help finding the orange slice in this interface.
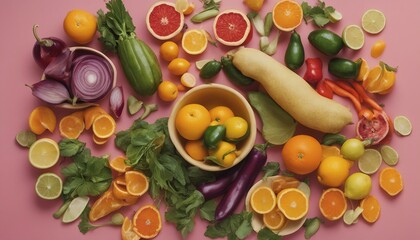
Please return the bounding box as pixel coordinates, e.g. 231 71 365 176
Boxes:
250 186 277 214
272 0 303 32
93 134 109 145
360 195 381 223
321 145 341 160
379 167 403 196
319 188 348 221
59 115 85 139
182 29 208 55
83 106 106 130
92 114 116 139
263 208 287 230
125 171 149 197
277 188 308 220
121 217 141 240
133 205 162 239
356 58 369 82
109 155 132 173
363 65 383 92
29 106 57 135
89 187 125 222
112 181 139 205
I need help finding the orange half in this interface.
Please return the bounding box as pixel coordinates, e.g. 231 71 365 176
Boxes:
272 0 303 32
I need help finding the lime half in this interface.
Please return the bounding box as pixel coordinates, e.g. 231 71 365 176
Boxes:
361 9 386 34
35 173 62 200
380 145 399 166
342 25 365 50
343 207 364 225
29 138 60 169
394 115 412 136
358 149 382 175
62 196 90 223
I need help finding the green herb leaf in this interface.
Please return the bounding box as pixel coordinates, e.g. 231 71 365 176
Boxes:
78 206 96 234
301 0 340 27
257 227 282 240
199 200 216 222
205 211 253 239
262 162 280 180
59 139 85 157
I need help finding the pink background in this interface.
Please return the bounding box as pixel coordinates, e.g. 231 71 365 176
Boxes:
0 0 418 239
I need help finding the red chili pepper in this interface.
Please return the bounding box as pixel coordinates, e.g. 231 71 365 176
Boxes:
315 79 333 99
303 57 323 84
324 79 362 112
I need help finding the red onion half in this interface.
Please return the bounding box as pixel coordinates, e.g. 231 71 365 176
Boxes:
71 54 114 103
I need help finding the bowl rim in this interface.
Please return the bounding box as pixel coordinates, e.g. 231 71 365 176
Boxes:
168 83 257 171
41 46 117 109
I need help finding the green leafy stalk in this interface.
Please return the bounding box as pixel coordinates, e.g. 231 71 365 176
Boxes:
204 211 253 240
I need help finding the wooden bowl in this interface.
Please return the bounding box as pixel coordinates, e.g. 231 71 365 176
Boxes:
168 84 257 171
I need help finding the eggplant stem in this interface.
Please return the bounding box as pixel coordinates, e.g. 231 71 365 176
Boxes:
33 24 53 47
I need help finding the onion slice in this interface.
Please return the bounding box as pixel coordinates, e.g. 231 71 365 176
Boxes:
71 54 114 103
26 79 71 104
109 86 124 118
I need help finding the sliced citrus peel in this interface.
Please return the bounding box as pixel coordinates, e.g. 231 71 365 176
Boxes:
29 106 57 135
132 205 162 239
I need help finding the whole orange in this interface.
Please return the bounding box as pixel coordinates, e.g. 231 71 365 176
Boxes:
157 80 178 102
209 106 234 124
63 9 97 44
281 135 322 175
175 104 211 140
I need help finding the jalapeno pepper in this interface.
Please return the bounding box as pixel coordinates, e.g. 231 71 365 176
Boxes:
303 57 323 84
203 124 226 149
328 57 362 79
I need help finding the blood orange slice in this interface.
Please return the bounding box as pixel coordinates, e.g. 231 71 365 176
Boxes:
213 9 251 47
146 1 185 40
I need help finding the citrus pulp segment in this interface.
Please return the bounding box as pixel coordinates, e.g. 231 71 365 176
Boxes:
146 1 185 40
361 9 386 34
62 196 90 223
342 25 365 50
393 115 412 136
35 172 63 200
181 29 208 55
380 145 399 166
213 9 251 46
133 205 162 239
29 138 60 169
357 148 382 175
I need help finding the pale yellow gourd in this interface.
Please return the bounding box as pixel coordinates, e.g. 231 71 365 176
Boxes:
232 47 353 133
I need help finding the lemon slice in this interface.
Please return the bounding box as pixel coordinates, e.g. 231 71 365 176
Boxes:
195 59 213 70
357 149 382 175
361 9 386 34
35 173 63 200
393 115 412 136
180 72 197 88
62 196 90 223
29 138 60 169
342 25 365 50
380 145 399 166
182 29 208 55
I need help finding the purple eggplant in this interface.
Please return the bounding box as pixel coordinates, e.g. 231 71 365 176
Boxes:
197 163 242 200
32 24 67 69
214 143 269 221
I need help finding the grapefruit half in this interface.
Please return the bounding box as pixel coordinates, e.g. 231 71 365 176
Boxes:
146 1 185 40
213 9 251 47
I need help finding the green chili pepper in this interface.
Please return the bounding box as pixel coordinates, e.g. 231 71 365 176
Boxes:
203 125 226 149
285 31 305 70
328 57 362 79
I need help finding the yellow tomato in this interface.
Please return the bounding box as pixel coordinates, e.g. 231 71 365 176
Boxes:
63 9 97 44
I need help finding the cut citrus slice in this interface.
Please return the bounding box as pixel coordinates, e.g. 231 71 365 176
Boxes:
112 181 139 204
35 172 62 200
342 25 365 50
326 9 342 23
358 149 382 175
146 1 185 40
89 187 125 222
93 134 109 145
213 9 251 46
133 205 162 239
110 155 131 173
272 0 303 32
263 208 287 230
29 106 57 135
59 115 85 139
121 217 141 240
361 9 386 34
250 186 277 214
318 188 347 221
29 138 60 169
393 115 412 136
175 0 189 14
195 59 213 70
62 196 90 223
277 188 308 220
360 195 381 223
321 145 341 160
83 106 106 130
356 58 369 81
363 65 383 93
125 171 149 197
380 145 399 166
343 206 363 225
379 167 403 196
182 29 208 55
92 114 116 139
16 130 37 148
180 72 197 88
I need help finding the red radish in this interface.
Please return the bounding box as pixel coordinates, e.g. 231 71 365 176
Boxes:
146 1 185 40
213 10 251 46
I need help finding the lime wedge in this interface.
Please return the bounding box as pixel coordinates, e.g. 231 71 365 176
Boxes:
35 173 62 200
380 145 399 166
357 149 382 175
327 10 342 23
16 130 37 148
343 207 363 225
62 196 90 223
195 59 213 70
393 115 412 136
361 9 386 34
342 25 365 50
29 138 60 169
